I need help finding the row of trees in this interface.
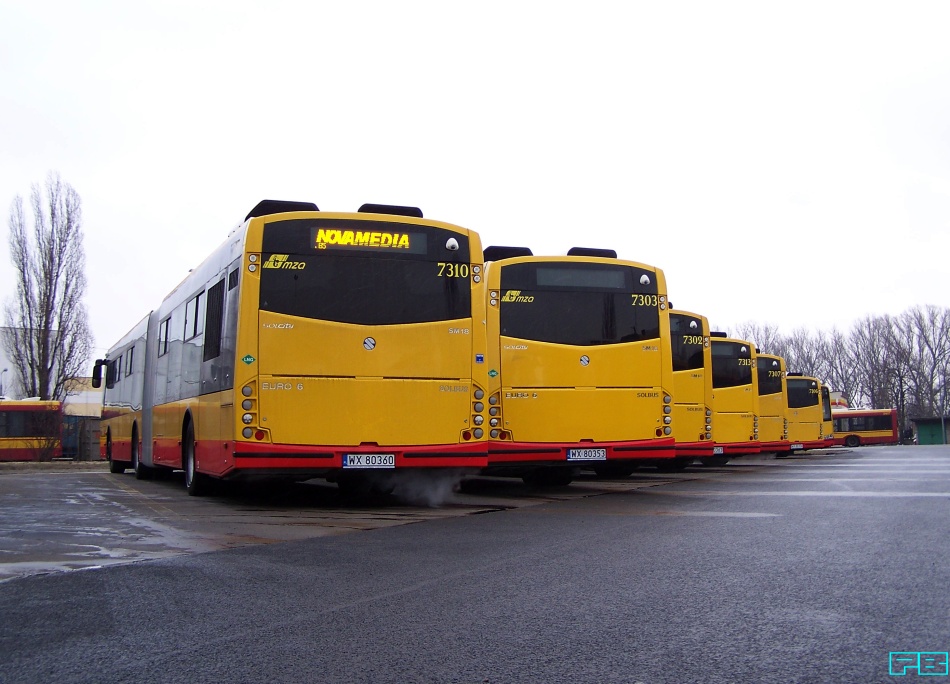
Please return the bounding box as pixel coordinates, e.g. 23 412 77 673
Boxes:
732 305 950 428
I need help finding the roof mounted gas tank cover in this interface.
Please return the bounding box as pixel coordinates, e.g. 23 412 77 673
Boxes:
358 204 423 218
787 372 804 377
483 246 534 261
245 200 319 220
567 247 618 258
710 331 728 338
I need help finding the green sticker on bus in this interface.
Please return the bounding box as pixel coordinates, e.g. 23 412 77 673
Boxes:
242 354 256 365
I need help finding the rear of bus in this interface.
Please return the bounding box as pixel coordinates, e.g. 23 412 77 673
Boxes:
756 353 790 453
232 204 489 482
669 311 714 463
710 334 760 458
483 248 675 483
785 374 830 452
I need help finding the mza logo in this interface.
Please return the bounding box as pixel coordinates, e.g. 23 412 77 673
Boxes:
501 290 534 303
889 652 949 676
262 254 306 270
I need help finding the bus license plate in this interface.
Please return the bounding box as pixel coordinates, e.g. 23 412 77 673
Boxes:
567 448 607 461
712 446 724 455
343 454 395 469
790 444 804 450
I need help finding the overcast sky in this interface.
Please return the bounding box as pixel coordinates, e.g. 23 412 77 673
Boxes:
2 1 949 357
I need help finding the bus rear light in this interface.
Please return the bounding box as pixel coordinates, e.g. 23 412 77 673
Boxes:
489 394 499 405
663 427 672 435
474 402 484 413
663 417 671 425
255 430 265 440
663 406 671 414
489 407 499 416
242 385 253 397
473 416 484 425
490 429 500 439
705 432 712 440
242 428 253 439
242 399 253 411
663 394 672 404
242 413 254 424
474 389 484 400
462 430 472 441
490 418 499 427
655 428 663 437
473 428 484 439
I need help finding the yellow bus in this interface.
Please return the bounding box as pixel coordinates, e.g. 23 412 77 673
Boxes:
482 246 675 484
94 201 489 494
668 310 713 468
709 333 760 461
785 373 833 453
756 353 790 453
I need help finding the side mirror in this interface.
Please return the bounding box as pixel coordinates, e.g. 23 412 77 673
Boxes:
91 359 104 389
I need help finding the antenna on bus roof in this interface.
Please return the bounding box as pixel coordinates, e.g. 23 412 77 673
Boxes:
710 331 728 338
567 247 617 258
483 246 534 261
245 200 319 220
358 204 423 218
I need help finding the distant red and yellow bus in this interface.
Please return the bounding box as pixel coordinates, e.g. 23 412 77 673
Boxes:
831 408 899 447
0 400 63 462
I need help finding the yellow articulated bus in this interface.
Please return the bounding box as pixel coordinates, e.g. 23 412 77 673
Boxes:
785 373 833 453
481 246 676 485
756 353 790 453
94 200 489 495
709 333 760 462
667 310 714 469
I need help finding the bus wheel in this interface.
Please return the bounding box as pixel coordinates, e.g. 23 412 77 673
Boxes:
845 435 860 448
107 432 125 474
655 458 692 472
523 468 574 487
184 422 210 496
703 456 730 467
132 427 152 480
593 464 637 479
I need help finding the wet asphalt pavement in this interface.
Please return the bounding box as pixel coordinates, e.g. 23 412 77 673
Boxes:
1 446 948 683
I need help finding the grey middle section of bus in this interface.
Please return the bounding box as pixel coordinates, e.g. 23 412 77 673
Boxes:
140 311 160 467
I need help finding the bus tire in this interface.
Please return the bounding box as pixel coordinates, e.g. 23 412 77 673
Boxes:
184 421 210 497
593 464 637 479
845 435 860 448
523 468 574 487
703 456 730 467
107 432 126 474
655 458 692 472
132 425 153 480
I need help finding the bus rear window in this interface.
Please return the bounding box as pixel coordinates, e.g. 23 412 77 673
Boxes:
711 341 753 388
670 314 704 372
499 262 661 346
259 220 473 325
787 379 820 408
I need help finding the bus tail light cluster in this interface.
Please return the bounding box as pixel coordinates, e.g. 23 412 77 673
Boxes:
752 415 759 441
240 382 270 442
463 386 487 441
703 407 712 441
783 418 789 439
657 393 673 437
487 392 510 440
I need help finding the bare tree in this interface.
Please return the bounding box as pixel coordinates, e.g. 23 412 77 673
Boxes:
2 173 93 401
